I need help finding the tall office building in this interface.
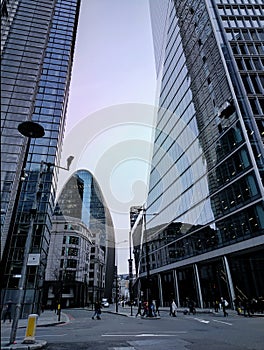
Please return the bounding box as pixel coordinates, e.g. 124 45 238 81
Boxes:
136 0 264 308
1 0 81 316
53 170 116 303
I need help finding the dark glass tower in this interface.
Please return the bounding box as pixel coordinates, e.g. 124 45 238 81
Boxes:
1 0 81 316
138 0 264 308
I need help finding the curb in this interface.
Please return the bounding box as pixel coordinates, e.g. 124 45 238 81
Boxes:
1 340 47 350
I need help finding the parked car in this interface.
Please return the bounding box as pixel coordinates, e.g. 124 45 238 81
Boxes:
102 298 109 307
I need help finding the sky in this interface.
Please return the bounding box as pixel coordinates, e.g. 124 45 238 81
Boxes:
59 0 157 274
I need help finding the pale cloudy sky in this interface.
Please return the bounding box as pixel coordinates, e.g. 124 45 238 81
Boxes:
61 0 157 273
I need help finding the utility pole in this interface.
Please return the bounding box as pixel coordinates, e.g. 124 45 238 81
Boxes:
9 122 45 345
128 230 133 316
115 266 118 313
8 121 74 344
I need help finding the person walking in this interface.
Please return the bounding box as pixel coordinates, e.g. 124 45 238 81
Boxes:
220 297 228 317
188 299 196 315
171 299 177 317
135 300 142 317
3 300 12 323
142 301 148 317
214 300 219 313
92 301 102 320
242 298 251 317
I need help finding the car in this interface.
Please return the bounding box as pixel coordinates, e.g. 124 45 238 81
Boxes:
101 298 109 307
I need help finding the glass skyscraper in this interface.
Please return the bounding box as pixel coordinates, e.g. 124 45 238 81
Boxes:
54 170 116 302
136 0 264 308
1 0 81 316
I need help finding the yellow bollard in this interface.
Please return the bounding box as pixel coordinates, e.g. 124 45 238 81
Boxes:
23 313 38 344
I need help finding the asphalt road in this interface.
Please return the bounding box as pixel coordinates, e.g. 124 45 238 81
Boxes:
4 308 264 350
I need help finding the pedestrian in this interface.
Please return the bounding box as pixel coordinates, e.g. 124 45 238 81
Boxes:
188 299 196 315
242 298 251 317
214 300 219 313
92 301 102 320
220 297 228 317
150 301 156 317
171 299 177 317
233 298 241 315
135 300 142 317
142 301 148 317
3 300 12 323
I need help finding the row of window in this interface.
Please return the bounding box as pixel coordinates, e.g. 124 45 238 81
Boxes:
63 235 79 245
61 247 78 257
241 74 264 94
141 203 263 272
226 28 264 41
212 173 260 217
219 5 263 16
232 43 264 57
218 0 263 5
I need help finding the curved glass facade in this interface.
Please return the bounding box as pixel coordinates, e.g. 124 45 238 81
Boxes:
136 0 264 308
54 170 115 302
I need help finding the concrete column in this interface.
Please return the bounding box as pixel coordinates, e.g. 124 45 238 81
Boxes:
223 256 235 307
194 264 203 308
173 269 180 307
158 274 163 306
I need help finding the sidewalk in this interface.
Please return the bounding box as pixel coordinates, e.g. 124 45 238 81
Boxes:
1 310 69 350
107 305 264 318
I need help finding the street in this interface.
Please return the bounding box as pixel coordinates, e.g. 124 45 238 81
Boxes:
1 307 263 350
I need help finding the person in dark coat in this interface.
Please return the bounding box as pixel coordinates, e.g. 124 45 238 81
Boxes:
136 300 142 317
92 301 102 320
3 300 12 323
188 299 196 315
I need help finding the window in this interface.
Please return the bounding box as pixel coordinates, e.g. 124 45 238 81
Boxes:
69 236 79 245
67 247 78 256
67 259 77 268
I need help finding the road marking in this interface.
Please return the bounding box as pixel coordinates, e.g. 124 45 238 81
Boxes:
36 334 68 337
102 332 187 337
212 319 232 326
192 317 210 324
109 348 136 350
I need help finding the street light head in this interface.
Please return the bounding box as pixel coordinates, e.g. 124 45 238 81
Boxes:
18 121 45 138
66 156 74 170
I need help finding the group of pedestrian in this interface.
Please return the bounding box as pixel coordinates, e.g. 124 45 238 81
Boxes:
213 297 229 316
234 296 263 317
136 299 160 317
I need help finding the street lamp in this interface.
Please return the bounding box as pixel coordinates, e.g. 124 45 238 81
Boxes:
142 207 158 318
128 230 133 316
9 121 44 345
9 121 74 344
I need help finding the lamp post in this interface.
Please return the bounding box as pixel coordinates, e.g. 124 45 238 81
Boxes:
106 238 127 313
9 121 44 345
115 266 119 313
142 207 158 317
128 230 133 316
9 121 74 344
